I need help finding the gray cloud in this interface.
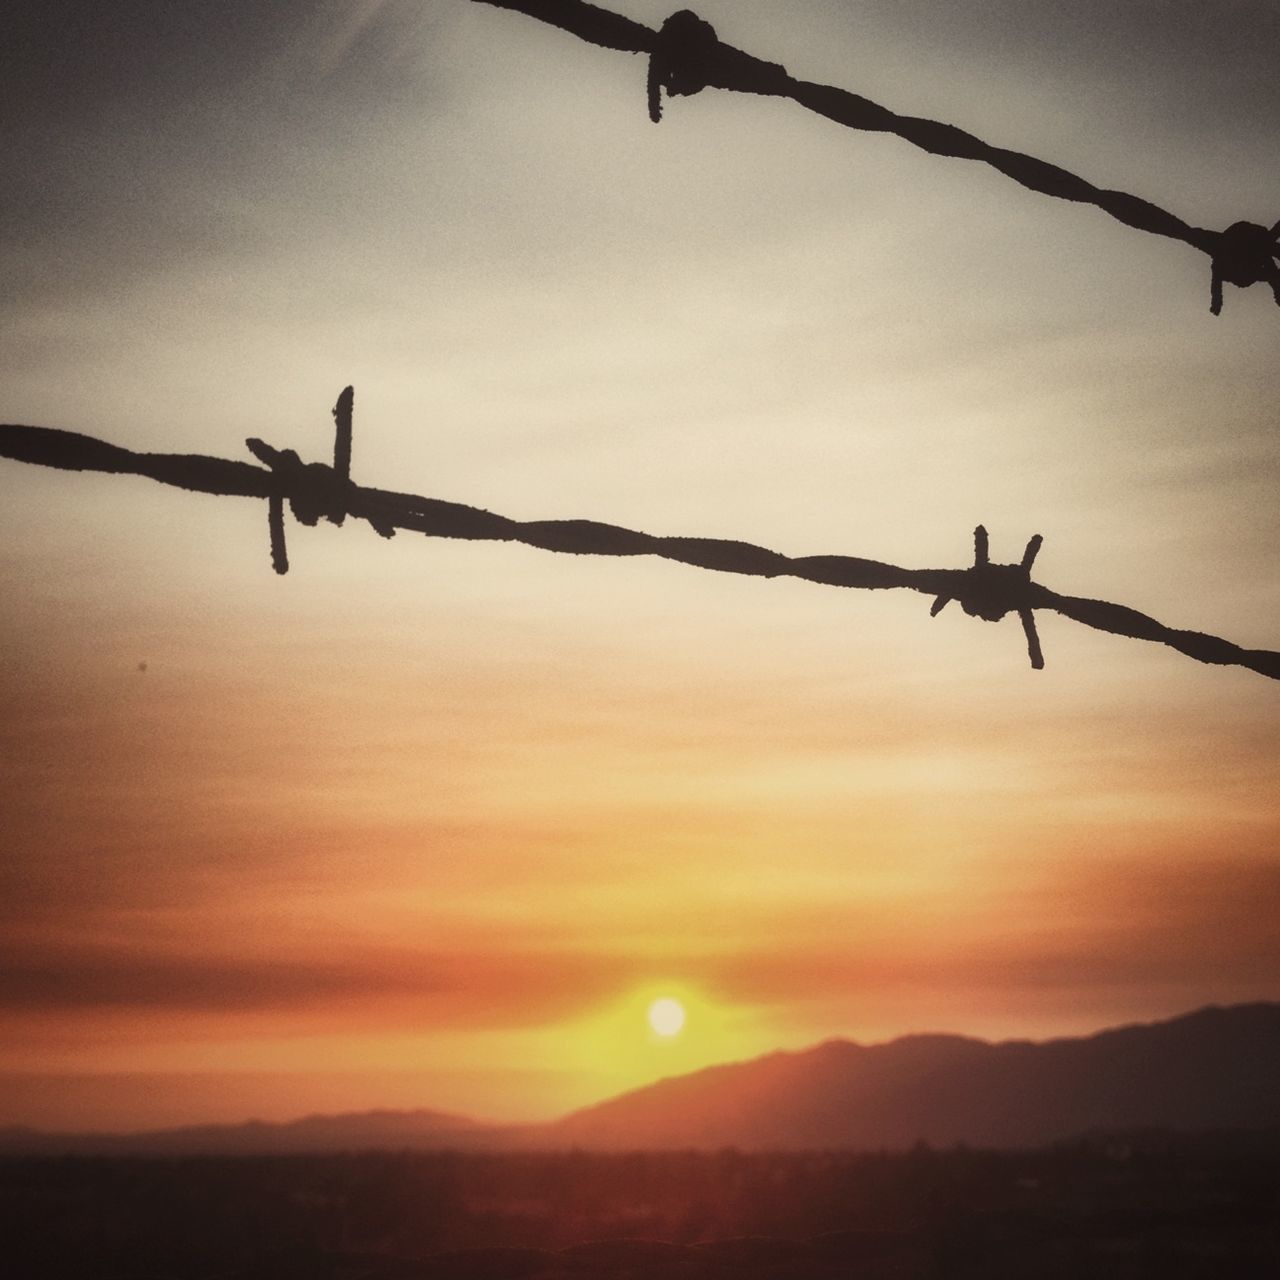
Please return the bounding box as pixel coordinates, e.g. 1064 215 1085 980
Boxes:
0 3 441 125
0 936 640 1025
838 0 1280 127
0 941 398 1012
689 854 1280 1005
1 2 454 305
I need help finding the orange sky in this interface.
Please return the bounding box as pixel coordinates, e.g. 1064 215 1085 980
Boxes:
1 0 1278 1132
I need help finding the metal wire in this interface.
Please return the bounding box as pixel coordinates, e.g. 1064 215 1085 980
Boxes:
2 395 1276 682
473 0 1280 314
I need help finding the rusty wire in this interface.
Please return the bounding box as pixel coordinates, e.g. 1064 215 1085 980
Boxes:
2 392 1276 682
472 0 1280 315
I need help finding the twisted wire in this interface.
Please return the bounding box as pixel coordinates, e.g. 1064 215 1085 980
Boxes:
472 0 1280 314
2 410 1276 683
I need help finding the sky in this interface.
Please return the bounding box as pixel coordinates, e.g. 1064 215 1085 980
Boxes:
1 0 1277 1132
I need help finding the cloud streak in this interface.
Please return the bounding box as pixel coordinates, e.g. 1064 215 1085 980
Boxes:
0 936 644 1029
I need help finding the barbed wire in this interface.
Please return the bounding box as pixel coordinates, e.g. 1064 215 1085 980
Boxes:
2 391 1276 683
472 0 1280 315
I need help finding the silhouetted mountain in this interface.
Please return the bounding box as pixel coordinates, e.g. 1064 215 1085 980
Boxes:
4 1004 1276 1155
545 1003 1280 1150
0 1108 518 1156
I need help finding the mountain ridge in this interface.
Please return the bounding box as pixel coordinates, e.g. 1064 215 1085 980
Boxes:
4 1002 1276 1155
547 1002 1280 1150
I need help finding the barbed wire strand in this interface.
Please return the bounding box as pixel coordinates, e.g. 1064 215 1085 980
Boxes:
471 0 1280 314
2 402 1276 683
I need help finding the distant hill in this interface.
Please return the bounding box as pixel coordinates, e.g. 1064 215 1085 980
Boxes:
0 1107 517 1156
3 1004 1276 1155
546 1003 1280 1150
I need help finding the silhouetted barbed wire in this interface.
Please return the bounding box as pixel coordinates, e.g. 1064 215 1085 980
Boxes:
2 390 1276 683
471 0 1280 315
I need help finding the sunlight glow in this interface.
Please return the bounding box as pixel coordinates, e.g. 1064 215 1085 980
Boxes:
648 997 686 1037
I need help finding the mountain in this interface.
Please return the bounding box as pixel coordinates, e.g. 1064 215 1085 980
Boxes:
3 1004 1276 1155
545 1003 1280 1150
0 1108 517 1156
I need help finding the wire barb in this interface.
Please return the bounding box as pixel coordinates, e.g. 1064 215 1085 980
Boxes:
930 526 1046 669
1208 219 1280 315
267 490 288 575
244 386 379 574
332 384 354 510
647 9 719 123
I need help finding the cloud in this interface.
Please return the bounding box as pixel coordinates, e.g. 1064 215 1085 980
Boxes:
835 0 1280 131
0 936 642 1028
0 941 396 1012
1 2 441 124
693 854 1280 1013
0 1 454 308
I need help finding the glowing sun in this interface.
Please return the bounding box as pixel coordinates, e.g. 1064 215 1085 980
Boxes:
647 997 685 1037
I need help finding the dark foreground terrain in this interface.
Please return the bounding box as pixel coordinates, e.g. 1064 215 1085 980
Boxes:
2 1132 1276 1278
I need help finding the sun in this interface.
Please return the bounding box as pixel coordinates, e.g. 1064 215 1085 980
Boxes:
647 997 685 1037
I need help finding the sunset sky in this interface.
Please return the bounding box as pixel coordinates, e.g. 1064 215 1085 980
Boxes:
1 0 1277 1133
